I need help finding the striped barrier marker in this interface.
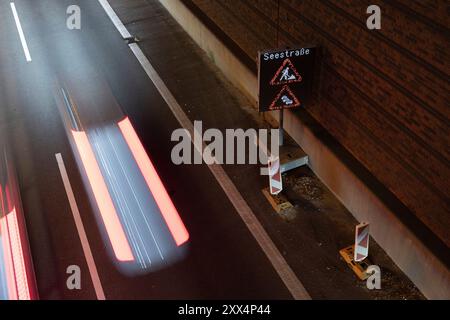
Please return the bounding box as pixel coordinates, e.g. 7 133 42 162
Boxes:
354 222 370 262
268 156 282 195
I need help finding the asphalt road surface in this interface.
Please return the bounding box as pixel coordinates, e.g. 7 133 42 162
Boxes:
0 0 294 299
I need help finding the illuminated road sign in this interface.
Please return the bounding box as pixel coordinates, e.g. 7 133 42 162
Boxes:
269 85 301 110
258 47 316 112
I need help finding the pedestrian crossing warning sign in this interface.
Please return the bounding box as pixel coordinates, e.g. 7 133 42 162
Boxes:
270 59 302 86
269 85 301 110
258 46 316 112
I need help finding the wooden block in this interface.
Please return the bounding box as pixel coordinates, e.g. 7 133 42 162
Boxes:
262 187 293 213
339 245 372 281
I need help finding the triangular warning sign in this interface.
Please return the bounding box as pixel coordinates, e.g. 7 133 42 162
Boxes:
270 59 302 86
269 85 301 110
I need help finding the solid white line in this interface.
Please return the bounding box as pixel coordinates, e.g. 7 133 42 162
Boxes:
98 0 132 39
55 153 106 300
99 0 310 299
10 2 32 62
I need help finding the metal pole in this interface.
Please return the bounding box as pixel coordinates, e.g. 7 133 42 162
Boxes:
279 108 284 146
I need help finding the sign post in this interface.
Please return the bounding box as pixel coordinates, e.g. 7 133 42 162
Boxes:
258 46 316 186
279 109 284 146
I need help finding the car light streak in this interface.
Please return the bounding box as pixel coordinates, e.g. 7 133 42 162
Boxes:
0 207 31 300
71 130 134 262
0 214 16 300
6 208 29 299
118 117 189 246
0 185 17 300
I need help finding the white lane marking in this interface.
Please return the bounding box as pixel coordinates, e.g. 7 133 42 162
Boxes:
55 153 106 300
99 0 310 300
98 0 132 39
10 2 32 62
